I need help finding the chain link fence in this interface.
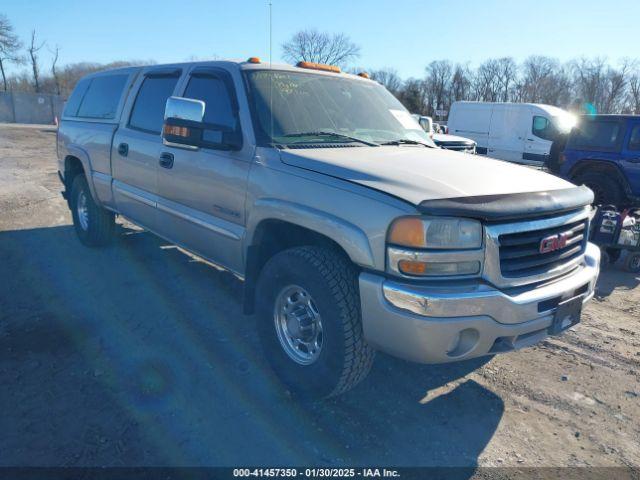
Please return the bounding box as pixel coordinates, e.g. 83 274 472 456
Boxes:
0 91 65 125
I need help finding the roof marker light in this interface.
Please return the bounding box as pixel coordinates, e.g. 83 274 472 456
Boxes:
247 57 261 64
296 61 341 73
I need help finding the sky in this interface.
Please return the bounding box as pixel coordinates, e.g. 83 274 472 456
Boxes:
3 0 638 79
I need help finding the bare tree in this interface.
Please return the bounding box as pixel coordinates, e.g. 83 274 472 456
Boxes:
601 59 632 114
49 45 61 95
449 63 472 103
571 57 608 112
28 30 45 93
398 78 428 114
495 57 517 102
629 73 640 114
282 29 360 68
370 68 402 95
0 14 23 91
473 59 502 102
515 56 571 106
424 60 453 115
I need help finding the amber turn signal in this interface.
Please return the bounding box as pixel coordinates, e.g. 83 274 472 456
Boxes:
398 260 428 275
163 124 190 137
388 217 426 248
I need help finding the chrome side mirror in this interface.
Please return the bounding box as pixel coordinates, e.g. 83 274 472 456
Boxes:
162 96 242 151
165 96 205 123
162 97 205 149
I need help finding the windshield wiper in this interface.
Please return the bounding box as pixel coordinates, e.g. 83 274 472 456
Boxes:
379 139 433 147
282 131 380 147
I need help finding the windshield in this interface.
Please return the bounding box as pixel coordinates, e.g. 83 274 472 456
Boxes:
245 70 435 147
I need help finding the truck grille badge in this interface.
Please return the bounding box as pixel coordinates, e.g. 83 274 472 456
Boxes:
539 232 570 253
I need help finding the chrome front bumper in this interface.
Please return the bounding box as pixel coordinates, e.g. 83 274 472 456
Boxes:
359 242 600 364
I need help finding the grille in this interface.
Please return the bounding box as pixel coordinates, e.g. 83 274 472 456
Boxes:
498 219 587 278
438 142 475 152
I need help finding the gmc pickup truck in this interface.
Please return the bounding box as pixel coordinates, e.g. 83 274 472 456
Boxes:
57 59 600 398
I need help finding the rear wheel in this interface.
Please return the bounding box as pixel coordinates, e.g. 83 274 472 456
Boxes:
256 246 375 399
572 172 625 206
70 175 115 247
625 253 640 273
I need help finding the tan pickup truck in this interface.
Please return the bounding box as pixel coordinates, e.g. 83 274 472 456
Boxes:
57 59 600 398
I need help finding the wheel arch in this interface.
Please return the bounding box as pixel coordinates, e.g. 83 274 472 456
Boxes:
63 145 101 205
243 199 376 314
568 159 631 197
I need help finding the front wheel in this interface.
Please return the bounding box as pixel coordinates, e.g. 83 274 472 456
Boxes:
70 175 115 247
256 246 375 399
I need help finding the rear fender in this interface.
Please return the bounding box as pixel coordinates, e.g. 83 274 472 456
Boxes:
64 145 102 205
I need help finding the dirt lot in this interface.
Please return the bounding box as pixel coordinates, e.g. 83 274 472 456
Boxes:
0 124 639 469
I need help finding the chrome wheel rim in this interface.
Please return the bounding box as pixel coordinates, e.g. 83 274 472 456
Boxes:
77 190 89 231
274 285 323 365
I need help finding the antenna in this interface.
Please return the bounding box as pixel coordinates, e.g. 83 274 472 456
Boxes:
269 1 273 67
269 0 274 142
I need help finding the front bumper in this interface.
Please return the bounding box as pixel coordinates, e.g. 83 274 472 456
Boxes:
359 242 600 363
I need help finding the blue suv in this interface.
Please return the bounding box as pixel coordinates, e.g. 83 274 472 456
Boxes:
557 115 640 206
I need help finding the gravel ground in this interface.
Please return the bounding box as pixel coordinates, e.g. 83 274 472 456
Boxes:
0 124 638 469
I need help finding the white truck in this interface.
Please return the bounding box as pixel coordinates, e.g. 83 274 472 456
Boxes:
57 59 599 398
448 101 576 165
413 114 477 153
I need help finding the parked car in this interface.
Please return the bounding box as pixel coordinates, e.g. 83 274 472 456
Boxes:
554 115 640 206
433 132 477 154
412 114 433 135
413 114 476 153
57 59 600 398
448 101 576 165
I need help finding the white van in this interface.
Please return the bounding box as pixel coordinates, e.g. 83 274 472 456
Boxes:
447 102 576 165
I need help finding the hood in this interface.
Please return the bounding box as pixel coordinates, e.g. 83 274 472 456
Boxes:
280 146 576 206
433 133 475 144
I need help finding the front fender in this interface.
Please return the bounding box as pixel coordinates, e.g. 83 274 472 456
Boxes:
246 198 376 269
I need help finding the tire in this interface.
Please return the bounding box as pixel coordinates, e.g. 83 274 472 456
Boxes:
624 253 640 273
70 175 115 247
599 248 610 268
572 172 625 206
256 246 375 399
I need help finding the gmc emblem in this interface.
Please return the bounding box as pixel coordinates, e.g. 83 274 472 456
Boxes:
539 232 570 253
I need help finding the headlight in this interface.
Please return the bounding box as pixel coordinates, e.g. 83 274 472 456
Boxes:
388 217 482 249
387 216 484 277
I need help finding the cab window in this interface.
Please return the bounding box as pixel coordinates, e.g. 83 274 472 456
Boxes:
129 74 180 134
532 116 556 141
628 125 640 151
77 74 128 119
63 78 91 117
568 120 623 152
182 74 238 144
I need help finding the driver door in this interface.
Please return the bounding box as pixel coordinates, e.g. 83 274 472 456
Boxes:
155 67 251 274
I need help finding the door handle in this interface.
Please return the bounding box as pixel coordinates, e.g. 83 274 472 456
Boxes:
117 142 129 157
159 152 174 169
